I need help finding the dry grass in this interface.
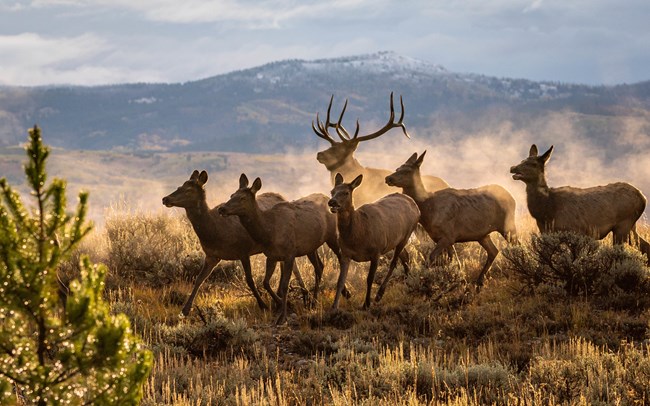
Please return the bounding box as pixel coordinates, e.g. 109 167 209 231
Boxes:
58 209 650 405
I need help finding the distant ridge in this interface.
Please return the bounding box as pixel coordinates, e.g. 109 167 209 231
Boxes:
0 51 648 152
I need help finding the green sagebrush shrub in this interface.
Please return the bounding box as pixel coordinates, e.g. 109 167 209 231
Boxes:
503 231 650 309
0 126 152 405
104 211 202 286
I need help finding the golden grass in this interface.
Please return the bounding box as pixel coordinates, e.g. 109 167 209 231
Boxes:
58 208 650 405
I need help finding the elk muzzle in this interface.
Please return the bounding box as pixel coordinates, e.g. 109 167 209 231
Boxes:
162 196 173 207
217 206 231 216
510 166 524 181
385 175 396 186
327 198 341 213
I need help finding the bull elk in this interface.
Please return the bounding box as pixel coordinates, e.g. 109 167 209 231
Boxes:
218 174 342 324
510 144 650 261
386 152 519 286
312 93 449 206
162 170 308 316
328 173 420 309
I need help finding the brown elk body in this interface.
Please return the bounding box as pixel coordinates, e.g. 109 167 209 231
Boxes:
329 173 420 309
510 144 650 260
162 170 309 316
218 174 341 324
312 93 449 206
386 152 518 286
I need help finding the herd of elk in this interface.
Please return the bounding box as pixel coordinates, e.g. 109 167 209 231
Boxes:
162 95 650 325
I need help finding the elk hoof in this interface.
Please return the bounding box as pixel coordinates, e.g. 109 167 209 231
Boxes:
342 286 352 299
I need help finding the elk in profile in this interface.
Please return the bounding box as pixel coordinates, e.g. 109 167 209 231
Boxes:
312 93 449 206
218 174 342 324
328 173 420 309
510 144 650 261
386 151 518 286
162 170 308 317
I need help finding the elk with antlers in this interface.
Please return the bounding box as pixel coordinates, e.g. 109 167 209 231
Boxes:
218 174 342 324
386 152 518 286
312 93 449 206
163 170 312 316
510 144 650 262
329 173 420 309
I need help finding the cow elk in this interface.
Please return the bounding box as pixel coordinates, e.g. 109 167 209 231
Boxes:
328 173 420 309
510 144 650 261
218 174 342 324
386 151 519 286
312 93 448 206
163 170 310 317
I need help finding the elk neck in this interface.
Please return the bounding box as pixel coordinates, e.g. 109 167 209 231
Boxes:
400 170 429 203
334 204 358 241
185 196 218 244
329 157 364 181
524 173 553 224
236 202 273 247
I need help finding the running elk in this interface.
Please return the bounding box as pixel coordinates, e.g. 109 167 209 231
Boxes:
329 173 420 309
163 170 308 316
510 144 650 261
312 93 448 205
218 174 341 324
386 152 518 286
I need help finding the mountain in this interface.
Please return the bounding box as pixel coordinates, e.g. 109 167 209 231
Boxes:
1 51 649 153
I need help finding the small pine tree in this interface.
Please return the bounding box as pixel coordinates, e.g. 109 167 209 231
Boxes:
0 126 152 405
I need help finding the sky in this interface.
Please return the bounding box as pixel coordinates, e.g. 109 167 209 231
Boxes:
0 0 648 87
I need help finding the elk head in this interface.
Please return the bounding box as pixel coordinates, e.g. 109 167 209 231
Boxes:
510 144 554 184
328 173 363 213
218 174 262 217
312 92 410 171
385 151 426 188
162 170 208 209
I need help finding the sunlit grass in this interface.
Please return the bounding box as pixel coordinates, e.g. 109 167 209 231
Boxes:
58 207 650 405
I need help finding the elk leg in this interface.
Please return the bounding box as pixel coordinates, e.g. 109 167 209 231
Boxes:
307 251 324 306
263 259 282 306
364 258 379 310
476 235 498 287
239 256 268 310
631 228 650 265
332 256 351 310
327 242 352 299
291 261 310 305
181 256 220 317
398 249 411 276
276 257 295 325
427 240 453 267
377 241 408 302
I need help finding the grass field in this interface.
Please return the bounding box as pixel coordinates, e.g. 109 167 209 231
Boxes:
58 207 650 405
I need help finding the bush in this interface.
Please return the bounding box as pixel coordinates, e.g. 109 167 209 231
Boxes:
503 231 650 309
104 211 203 286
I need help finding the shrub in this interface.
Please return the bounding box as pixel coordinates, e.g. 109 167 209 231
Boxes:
503 231 650 309
104 211 203 286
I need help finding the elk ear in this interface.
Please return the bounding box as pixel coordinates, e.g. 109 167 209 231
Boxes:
405 152 418 165
540 145 554 164
198 170 208 186
190 170 200 180
251 177 262 194
350 174 363 190
334 173 344 186
415 150 427 167
238 173 249 189
529 144 539 157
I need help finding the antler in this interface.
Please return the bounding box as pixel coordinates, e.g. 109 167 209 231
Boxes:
353 92 409 142
311 95 339 144
313 92 410 144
